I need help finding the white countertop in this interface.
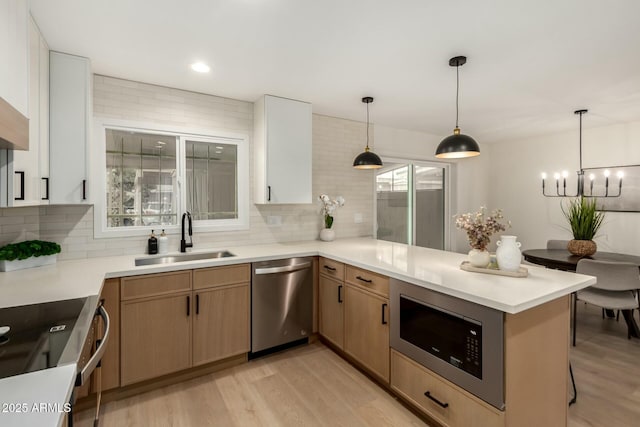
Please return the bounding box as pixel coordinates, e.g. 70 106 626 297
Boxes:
0 237 596 426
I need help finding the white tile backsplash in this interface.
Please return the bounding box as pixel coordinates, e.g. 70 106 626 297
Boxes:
1 76 374 258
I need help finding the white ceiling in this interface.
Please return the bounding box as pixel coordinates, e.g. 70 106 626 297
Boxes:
30 0 640 143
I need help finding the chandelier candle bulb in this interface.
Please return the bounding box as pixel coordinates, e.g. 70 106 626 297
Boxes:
540 110 622 198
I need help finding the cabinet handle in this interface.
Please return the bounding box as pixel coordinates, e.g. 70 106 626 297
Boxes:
82 179 87 200
338 285 343 303
41 177 49 200
424 391 449 408
196 294 200 315
323 265 337 271
187 295 190 317
14 171 25 201
356 275 372 284
267 185 271 202
381 303 388 325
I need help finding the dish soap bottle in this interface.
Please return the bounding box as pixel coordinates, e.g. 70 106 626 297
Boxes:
158 229 168 254
148 230 158 255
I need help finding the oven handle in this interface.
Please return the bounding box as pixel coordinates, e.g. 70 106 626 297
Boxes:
76 303 110 387
424 391 449 408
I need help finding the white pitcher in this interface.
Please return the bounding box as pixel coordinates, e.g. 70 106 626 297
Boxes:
496 235 522 272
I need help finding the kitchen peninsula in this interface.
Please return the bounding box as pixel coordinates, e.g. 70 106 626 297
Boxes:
0 238 595 427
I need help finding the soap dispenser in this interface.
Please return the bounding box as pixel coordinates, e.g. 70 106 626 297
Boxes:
158 229 168 254
148 230 158 255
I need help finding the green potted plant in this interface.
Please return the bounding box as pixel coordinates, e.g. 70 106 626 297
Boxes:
0 240 61 272
562 197 604 256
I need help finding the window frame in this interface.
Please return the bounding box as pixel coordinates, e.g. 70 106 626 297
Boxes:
373 157 452 251
93 118 249 239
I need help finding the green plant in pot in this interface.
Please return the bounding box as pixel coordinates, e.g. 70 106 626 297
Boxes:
562 197 604 256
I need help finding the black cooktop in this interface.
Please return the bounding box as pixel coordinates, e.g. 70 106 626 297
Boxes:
0 298 87 380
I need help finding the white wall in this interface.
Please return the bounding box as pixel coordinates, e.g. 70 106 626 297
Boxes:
489 120 640 256
374 125 493 253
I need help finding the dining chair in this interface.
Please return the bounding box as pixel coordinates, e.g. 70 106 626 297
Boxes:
573 259 640 346
547 239 570 250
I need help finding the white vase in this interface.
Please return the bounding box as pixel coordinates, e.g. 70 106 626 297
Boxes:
468 249 490 268
319 228 335 242
496 235 522 272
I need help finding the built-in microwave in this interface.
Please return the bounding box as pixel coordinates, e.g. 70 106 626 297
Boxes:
390 278 505 410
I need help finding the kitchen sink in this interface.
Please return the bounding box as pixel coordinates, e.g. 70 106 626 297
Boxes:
135 251 235 266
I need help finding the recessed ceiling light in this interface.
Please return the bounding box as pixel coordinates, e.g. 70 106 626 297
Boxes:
216 146 224 149
191 62 210 73
156 141 166 145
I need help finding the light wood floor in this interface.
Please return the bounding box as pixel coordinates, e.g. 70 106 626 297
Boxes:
76 303 640 427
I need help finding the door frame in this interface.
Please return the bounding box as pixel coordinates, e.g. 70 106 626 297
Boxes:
373 157 452 251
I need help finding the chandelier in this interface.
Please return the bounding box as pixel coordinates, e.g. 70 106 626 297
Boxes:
541 109 623 198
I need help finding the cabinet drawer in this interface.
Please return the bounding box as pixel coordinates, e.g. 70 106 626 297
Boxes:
345 265 389 298
193 264 250 290
319 257 344 281
391 350 504 427
121 271 192 300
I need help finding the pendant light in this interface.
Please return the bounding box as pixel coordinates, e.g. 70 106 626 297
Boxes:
435 56 480 159
353 96 383 169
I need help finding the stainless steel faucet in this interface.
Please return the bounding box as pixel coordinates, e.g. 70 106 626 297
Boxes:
180 212 193 252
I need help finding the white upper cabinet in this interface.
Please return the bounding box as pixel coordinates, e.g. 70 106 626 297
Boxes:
0 0 29 118
49 51 91 204
9 15 49 206
254 95 312 204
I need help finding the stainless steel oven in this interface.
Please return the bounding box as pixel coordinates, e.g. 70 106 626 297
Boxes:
390 278 505 410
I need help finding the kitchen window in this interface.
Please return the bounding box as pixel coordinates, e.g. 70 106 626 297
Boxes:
375 159 451 250
94 120 249 238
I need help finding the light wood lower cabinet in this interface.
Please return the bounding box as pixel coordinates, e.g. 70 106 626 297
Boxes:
344 283 390 382
391 350 504 427
193 283 249 366
121 292 192 386
119 265 251 387
318 274 345 349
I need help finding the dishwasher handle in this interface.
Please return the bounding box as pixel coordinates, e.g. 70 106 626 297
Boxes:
76 303 110 387
254 261 312 275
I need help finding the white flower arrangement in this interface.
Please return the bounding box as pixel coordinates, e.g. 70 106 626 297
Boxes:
319 194 345 229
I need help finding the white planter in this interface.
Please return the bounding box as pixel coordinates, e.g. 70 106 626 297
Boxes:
319 228 336 242
468 249 490 268
496 235 522 272
0 254 57 272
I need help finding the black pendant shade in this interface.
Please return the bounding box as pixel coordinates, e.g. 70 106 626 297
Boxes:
353 147 383 169
435 128 480 159
353 96 382 169
435 56 480 159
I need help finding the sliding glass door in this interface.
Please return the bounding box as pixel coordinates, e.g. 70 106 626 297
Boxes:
376 161 448 250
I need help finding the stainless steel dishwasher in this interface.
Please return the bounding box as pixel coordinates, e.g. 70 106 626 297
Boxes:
251 257 313 356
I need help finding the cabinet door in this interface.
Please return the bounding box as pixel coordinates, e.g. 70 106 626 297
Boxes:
344 284 390 382
121 293 191 386
192 283 249 366
49 51 90 204
318 275 344 349
10 17 45 206
254 95 312 204
0 0 29 118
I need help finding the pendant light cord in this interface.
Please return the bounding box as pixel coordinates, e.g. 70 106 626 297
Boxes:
366 102 370 149
579 111 583 171
455 64 460 128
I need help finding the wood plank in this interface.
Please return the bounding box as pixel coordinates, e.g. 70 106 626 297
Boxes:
121 270 192 300
504 295 570 427
0 96 29 150
345 265 389 298
192 264 250 290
